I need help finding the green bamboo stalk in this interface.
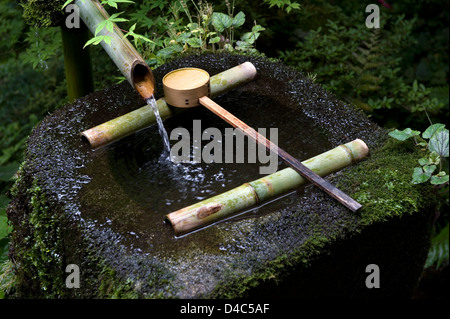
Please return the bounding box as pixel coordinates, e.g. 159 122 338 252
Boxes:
81 62 257 148
165 139 369 236
61 24 94 102
75 0 155 98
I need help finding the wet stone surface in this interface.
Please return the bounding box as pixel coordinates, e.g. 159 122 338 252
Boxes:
9 53 432 298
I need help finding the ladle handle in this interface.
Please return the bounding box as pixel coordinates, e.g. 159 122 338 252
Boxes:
198 96 362 212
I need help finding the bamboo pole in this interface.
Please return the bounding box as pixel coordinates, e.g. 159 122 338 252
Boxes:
61 24 94 102
75 0 155 98
81 62 257 148
165 139 369 236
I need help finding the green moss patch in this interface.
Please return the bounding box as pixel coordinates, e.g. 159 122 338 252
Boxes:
341 136 437 225
19 0 66 27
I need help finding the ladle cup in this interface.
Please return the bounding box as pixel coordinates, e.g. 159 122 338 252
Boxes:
162 66 362 212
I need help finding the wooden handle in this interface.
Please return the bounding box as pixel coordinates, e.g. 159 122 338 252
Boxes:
198 96 362 212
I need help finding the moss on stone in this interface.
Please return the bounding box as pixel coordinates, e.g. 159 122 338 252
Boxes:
19 0 66 27
7 171 66 298
339 136 438 226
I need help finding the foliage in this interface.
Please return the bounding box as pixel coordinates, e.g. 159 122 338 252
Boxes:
62 0 267 67
389 123 449 185
262 0 300 13
279 1 448 129
425 224 449 270
389 119 449 271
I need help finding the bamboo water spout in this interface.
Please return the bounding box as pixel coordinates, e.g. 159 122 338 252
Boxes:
165 139 369 236
75 0 155 99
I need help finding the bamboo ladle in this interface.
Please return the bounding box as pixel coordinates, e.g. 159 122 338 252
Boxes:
162 66 362 212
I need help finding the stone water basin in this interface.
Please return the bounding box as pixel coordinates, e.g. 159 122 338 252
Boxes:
7 53 437 298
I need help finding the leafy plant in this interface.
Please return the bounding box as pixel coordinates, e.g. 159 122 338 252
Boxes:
425 224 449 270
389 123 449 185
279 5 447 129
61 0 266 67
262 0 301 13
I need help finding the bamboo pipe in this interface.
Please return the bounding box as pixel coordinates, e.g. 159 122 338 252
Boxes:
161 67 362 212
75 0 155 99
165 139 369 236
81 62 257 148
61 23 94 102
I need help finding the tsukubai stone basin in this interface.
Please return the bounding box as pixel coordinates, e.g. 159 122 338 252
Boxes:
7 53 437 298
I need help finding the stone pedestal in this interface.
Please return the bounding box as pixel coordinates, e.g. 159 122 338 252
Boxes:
7 53 436 298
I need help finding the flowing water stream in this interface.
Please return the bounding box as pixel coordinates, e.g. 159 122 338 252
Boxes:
146 95 171 158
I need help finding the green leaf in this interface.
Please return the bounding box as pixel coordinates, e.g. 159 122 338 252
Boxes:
232 11 246 28
95 20 108 36
109 12 128 24
429 151 441 165
106 20 115 33
411 165 435 184
418 157 429 166
431 174 449 185
62 0 74 9
83 35 112 48
186 37 203 48
422 123 446 139
0 216 11 239
251 25 266 33
101 0 134 9
209 36 221 44
128 23 136 33
428 129 449 158
103 35 112 46
212 12 233 32
388 128 420 141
